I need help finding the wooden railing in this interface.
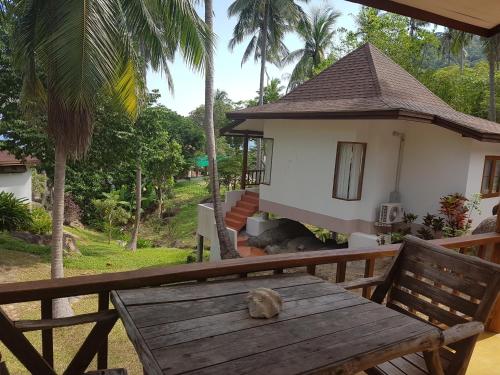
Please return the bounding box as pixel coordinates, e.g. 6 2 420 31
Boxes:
0 232 499 374
245 169 265 186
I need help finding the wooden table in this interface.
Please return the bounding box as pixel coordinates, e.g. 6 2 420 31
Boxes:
111 274 443 375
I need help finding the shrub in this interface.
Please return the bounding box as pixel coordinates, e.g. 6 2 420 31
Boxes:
136 238 154 249
29 207 52 235
0 192 32 231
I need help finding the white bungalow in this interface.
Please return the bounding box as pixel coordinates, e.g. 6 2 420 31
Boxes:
199 43 500 254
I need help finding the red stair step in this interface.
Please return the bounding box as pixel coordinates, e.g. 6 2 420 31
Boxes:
226 211 247 222
245 191 259 198
237 201 257 210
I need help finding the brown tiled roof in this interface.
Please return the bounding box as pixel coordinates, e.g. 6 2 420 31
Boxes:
0 151 39 166
227 43 500 142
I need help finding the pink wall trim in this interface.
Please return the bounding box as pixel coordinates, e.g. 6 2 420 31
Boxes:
259 199 375 234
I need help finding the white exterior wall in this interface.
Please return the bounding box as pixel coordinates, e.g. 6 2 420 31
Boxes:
398 123 472 221
260 119 404 226
0 170 32 202
259 118 500 232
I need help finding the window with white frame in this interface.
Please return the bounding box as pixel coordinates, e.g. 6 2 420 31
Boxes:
332 142 367 201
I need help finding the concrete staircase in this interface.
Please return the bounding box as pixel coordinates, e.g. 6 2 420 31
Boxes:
224 191 259 231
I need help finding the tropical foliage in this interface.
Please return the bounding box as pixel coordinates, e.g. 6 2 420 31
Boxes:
0 192 32 232
285 7 340 90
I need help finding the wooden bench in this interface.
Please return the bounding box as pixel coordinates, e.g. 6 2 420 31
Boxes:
351 236 500 375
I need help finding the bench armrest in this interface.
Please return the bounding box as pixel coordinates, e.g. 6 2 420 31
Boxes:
339 276 385 291
442 321 484 346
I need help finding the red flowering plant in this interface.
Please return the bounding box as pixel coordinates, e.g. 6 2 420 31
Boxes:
439 193 480 237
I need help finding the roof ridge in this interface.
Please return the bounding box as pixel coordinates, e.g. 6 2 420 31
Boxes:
366 43 452 109
364 43 382 97
280 43 377 102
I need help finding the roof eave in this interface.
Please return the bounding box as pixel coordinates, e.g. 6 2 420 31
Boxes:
225 109 500 142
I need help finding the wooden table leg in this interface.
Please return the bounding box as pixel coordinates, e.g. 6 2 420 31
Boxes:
423 350 445 375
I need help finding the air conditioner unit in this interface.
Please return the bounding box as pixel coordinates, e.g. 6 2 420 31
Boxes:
379 203 403 224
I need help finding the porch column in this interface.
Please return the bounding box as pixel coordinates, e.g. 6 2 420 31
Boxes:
241 135 249 190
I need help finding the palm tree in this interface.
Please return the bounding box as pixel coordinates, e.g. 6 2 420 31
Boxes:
448 29 473 72
408 18 429 38
228 0 307 106
12 0 207 317
484 34 500 122
284 7 339 91
204 0 239 258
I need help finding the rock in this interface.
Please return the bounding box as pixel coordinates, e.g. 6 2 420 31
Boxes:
10 231 44 245
10 231 80 255
264 244 295 255
68 220 84 229
286 236 325 252
247 288 283 319
116 240 127 248
247 218 315 248
63 234 80 255
472 216 497 234
172 240 190 249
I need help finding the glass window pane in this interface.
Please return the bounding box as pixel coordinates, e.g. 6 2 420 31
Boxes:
481 159 493 193
334 142 365 200
493 161 500 193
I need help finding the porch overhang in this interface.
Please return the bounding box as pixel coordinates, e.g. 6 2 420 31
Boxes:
346 0 500 37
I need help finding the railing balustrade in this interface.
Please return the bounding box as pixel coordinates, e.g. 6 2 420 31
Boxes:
245 169 265 186
0 232 499 373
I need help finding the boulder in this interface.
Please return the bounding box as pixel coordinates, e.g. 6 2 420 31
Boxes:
68 220 84 230
286 236 325 252
247 218 314 248
472 216 497 234
10 231 80 255
264 244 296 255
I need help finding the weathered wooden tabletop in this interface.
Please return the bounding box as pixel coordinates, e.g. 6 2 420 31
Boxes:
111 274 442 375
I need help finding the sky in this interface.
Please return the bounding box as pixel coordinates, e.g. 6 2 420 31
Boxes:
146 0 361 116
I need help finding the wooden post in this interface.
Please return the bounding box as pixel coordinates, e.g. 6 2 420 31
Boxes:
97 292 110 369
197 234 204 262
241 135 249 190
41 299 53 367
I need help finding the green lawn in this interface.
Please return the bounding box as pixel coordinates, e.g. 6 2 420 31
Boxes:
0 179 215 374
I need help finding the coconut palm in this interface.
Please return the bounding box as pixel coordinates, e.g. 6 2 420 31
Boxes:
204 0 238 259
442 28 473 72
409 18 429 38
228 0 308 106
12 0 207 317
284 7 339 91
483 34 500 122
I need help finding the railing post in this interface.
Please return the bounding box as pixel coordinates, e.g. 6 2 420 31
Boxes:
307 265 316 276
97 292 109 370
362 259 375 298
336 262 347 283
197 234 204 262
241 135 249 190
41 299 53 367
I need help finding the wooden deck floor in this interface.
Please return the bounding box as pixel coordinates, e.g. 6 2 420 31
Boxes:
467 332 499 374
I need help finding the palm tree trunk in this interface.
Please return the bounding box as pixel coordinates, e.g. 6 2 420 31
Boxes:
255 3 270 170
489 43 497 122
51 145 73 317
258 3 269 106
460 45 465 73
205 0 238 259
128 162 141 251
